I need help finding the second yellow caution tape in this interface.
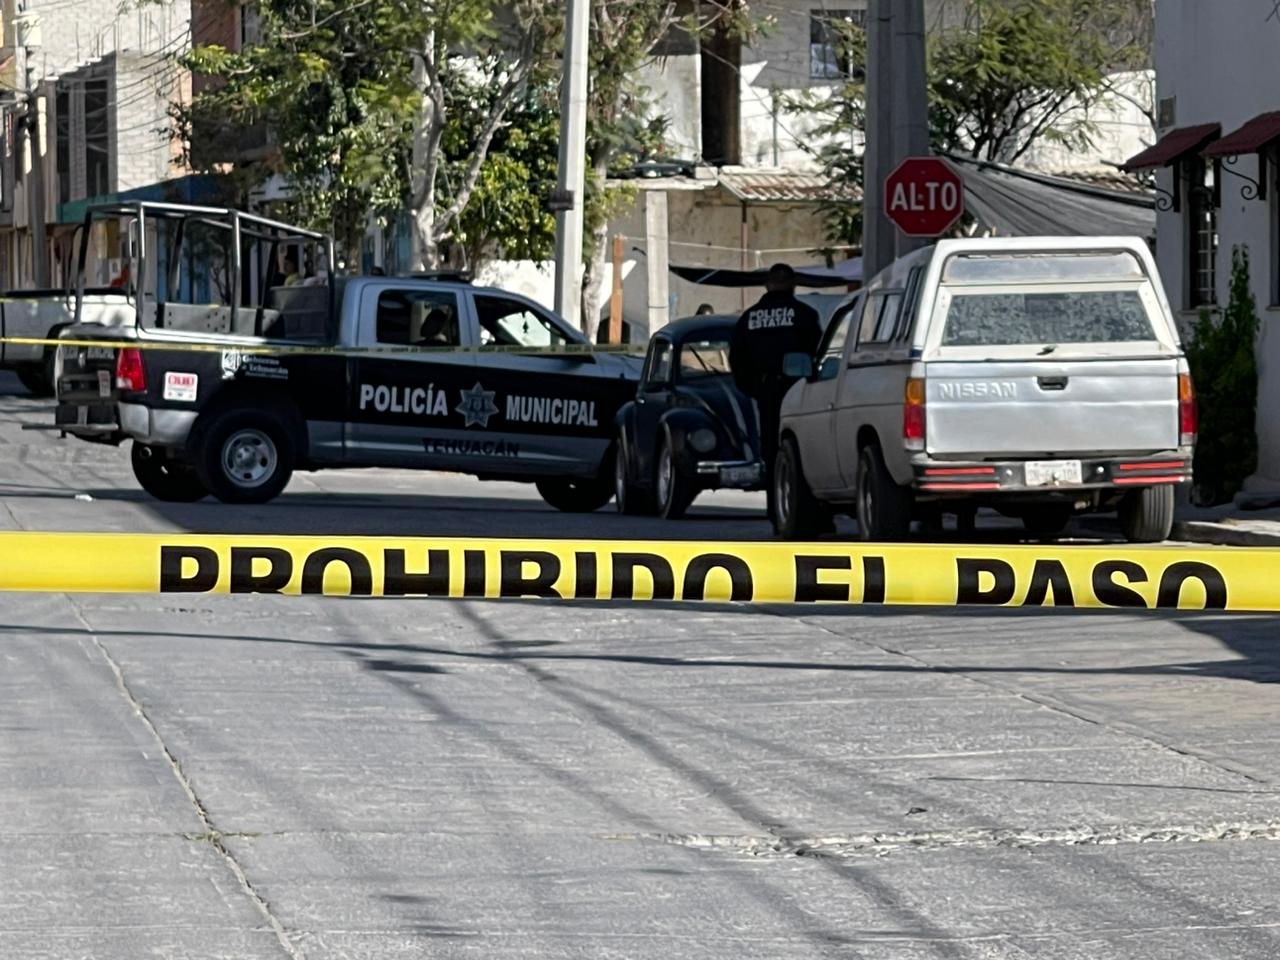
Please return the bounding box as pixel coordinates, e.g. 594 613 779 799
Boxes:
0 335 642 357
0 532 1275 611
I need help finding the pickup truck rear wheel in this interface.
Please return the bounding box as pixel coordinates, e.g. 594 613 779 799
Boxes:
774 436 827 539
131 443 208 502
1119 485 1175 542
195 410 295 504
856 443 913 542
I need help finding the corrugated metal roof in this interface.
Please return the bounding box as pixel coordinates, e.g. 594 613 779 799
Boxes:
1044 169 1154 195
717 171 858 203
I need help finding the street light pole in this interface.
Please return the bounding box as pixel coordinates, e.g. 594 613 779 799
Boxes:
552 0 590 332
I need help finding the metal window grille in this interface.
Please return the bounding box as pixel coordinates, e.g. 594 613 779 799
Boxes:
1186 159 1218 308
809 8 867 80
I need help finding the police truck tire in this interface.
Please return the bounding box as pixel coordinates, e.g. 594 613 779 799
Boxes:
195 409 295 504
773 436 825 539
655 431 696 520
856 443 913 542
1119 485 1175 543
615 435 655 516
131 443 208 502
537 475 615 513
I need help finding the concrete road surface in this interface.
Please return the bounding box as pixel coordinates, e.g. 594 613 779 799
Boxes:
2 375 1279 959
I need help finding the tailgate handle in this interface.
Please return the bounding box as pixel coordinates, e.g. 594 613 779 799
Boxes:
1037 376 1068 391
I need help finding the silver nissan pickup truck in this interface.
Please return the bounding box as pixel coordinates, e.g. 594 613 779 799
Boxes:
775 237 1194 543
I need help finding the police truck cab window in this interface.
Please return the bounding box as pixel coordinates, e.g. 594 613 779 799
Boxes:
376 290 461 346
475 294 569 348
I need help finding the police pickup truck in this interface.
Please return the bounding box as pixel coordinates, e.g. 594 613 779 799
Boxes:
55 203 642 509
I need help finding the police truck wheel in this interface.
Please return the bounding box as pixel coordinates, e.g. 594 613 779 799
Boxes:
655 432 695 520
537 475 615 513
856 443 913 542
1119 485 1175 543
614 435 655 516
773 436 825 539
130 443 208 502
195 410 295 504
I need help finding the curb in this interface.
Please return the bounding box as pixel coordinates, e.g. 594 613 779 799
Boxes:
1171 520 1280 548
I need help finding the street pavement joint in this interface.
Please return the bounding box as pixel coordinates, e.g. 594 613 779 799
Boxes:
66 596 306 960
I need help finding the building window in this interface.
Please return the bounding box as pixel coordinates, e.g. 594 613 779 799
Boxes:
84 80 110 199
810 7 866 81
1185 157 1218 309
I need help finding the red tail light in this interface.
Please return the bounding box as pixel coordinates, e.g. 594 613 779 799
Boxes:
1178 373 1196 444
116 348 146 392
903 377 925 450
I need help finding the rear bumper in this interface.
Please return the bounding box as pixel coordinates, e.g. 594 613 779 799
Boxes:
55 400 196 448
911 452 1192 495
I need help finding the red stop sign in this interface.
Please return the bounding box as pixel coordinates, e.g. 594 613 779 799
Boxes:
885 157 965 237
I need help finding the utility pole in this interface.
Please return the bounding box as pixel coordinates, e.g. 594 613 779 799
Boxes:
891 0 929 260
16 3 47 288
862 0 895 280
863 0 929 278
552 0 589 332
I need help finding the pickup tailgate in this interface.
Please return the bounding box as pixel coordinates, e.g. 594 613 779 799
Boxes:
54 331 129 438
924 358 1179 457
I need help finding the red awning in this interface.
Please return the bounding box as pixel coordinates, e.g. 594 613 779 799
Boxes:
1120 123 1220 171
1204 111 1280 157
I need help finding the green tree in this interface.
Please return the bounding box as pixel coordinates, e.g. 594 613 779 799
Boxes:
927 0 1141 164
1186 247 1260 505
175 0 557 271
407 0 559 269
178 0 418 267
785 0 1151 248
441 79 559 268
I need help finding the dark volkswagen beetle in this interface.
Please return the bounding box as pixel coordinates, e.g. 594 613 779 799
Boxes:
614 314 764 518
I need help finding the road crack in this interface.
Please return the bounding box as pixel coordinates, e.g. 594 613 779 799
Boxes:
67 599 305 960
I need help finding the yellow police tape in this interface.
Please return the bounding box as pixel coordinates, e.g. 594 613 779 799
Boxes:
2 336 641 357
1 532 1275 610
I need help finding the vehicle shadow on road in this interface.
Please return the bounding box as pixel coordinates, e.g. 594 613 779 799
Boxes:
4 606 1275 683
67 484 1128 545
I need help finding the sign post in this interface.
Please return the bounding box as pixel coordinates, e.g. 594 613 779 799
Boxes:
884 157 965 238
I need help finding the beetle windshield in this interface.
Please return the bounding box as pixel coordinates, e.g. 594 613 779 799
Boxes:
678 337 732 380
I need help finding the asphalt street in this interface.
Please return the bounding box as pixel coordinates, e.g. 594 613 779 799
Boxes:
2 373 1279 959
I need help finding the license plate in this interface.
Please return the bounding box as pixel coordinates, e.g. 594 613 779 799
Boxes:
1024 459 1082 486
720 464 760 487
97 370 112 398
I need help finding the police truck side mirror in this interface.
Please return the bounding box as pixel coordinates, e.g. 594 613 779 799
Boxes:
782 352 813 379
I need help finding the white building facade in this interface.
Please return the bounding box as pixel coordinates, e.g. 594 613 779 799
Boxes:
1127 0 1280 497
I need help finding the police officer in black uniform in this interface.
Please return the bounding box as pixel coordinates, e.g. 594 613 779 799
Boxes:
729 263 822 519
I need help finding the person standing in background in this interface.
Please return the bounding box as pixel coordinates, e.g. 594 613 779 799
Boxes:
729 263 822 521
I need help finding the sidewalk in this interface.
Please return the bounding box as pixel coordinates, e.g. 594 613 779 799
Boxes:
1173 501 1280 547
